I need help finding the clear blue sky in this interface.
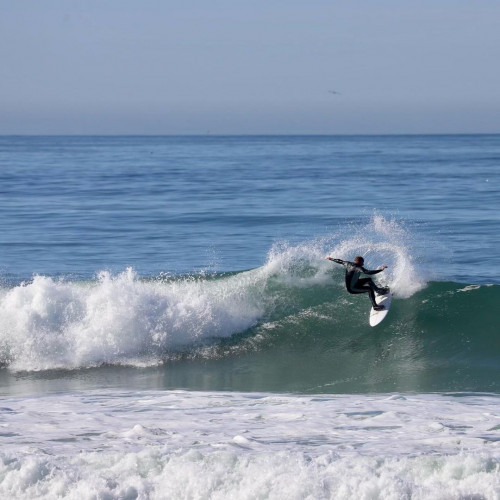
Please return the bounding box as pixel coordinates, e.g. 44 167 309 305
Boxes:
2 0 499 134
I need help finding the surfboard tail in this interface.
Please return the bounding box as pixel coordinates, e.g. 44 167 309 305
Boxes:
369 293 392 326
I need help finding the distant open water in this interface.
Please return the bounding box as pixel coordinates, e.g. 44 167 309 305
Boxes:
0 135 499 499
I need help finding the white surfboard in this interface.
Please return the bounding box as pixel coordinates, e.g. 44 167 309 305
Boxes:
369 292 392 327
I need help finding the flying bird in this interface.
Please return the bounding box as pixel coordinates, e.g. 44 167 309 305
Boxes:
328 90 342 95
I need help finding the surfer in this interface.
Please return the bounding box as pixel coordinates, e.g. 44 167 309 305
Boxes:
326 256 390 311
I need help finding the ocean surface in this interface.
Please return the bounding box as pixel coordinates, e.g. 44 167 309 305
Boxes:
0 135 499 498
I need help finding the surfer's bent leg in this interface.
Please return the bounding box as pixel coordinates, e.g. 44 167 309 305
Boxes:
348 278 379 308
356 278 388 295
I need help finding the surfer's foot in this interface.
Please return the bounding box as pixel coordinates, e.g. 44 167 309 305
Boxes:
377 287 390 295
373 305 385 311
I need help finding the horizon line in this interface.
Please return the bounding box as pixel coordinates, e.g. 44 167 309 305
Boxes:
1 132 499 138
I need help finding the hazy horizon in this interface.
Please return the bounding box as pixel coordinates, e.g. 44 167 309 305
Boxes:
2 0 499 135
2 132 500 137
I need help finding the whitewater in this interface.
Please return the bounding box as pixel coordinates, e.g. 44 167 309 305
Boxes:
1 391 498 499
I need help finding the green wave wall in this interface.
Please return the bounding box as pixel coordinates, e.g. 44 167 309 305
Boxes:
169 281 499 394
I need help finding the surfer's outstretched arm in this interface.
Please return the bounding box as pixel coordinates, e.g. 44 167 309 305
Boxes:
326 257 347 266
361 266 384 275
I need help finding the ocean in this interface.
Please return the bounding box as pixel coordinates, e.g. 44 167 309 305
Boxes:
0 135 499 498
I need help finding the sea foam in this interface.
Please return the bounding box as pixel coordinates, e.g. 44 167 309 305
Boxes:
0 391 498 499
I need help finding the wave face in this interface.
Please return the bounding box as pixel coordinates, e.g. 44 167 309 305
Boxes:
0 221 498 393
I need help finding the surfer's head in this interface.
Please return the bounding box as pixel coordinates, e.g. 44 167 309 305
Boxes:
354 256 364 265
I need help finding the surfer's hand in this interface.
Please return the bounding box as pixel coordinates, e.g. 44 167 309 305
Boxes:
325 256 333 261
380 265 388 270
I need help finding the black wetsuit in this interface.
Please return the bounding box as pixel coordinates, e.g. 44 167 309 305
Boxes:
330 259 386 308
